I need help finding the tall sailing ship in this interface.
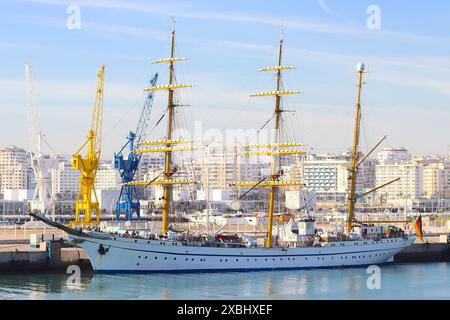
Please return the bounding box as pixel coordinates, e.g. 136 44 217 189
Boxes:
32 28 415 273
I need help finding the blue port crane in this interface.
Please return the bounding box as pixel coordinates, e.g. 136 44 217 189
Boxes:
114 73 158 221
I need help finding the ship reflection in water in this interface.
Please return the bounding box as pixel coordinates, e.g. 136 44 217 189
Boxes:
0 263 449 300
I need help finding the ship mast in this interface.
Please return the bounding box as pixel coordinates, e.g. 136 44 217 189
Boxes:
162 26 177 234
267 34 285 249
231 33 305 248
346 63 365 233
126 22 195 235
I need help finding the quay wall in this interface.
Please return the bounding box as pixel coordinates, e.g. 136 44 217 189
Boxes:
0 242 92 273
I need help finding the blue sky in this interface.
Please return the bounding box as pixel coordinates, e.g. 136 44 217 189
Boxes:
1 0 450 159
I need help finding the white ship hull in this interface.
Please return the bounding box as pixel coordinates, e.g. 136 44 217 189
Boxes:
69 233 415 273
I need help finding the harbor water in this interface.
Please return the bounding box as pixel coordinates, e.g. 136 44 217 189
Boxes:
0 263 449 300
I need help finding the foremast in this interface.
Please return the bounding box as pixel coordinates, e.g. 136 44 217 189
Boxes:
346 63 366 233
231 33 305 248
125 24 195 234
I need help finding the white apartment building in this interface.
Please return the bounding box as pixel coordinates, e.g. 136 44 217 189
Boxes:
375 163 423 205
95 161 121 190
0 145 33 193
195 144 268 199
422 161 450 199
378 147 411 165
137 153 165 180
301 153 350 202
51 160 80 198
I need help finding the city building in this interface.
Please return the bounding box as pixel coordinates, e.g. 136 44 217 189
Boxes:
377 147 411 165
300 153 351 203
422 161 450 199
51 160 80 199
375 163 423 206
0 145 33 193
196 143 269 200
95 161 121 190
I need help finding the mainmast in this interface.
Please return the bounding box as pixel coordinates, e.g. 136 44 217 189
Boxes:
232 33 305 248
162 27 177 234
346 63 366 233
126 22 195 235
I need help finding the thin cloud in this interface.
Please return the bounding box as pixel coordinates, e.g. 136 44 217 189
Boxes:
318 0 354 24
217 39 450 97
19 0 449 43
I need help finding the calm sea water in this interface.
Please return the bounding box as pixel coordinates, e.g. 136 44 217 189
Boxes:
0 263 449 300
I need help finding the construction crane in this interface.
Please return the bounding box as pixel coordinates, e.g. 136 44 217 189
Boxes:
25 62 58 218
114 73 158 221
70 65 105 227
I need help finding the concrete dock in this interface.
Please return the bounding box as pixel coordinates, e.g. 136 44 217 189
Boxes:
394 236 450 263
0 242 92 273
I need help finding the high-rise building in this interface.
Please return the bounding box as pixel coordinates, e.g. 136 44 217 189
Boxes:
195 143 269 200
51 160 80 199
0 145 33 193
300 153 351 202
95 161 121 190
422 161 450 199
137 153 166 180
375 163 423 205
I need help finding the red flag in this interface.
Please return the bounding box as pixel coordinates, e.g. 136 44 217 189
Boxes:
414 215 424 241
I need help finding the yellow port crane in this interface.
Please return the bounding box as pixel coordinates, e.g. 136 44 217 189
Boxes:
70 65 105 227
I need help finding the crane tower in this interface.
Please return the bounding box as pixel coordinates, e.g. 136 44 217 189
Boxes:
25 62 58 218
114 73 158 221
70 65 105 226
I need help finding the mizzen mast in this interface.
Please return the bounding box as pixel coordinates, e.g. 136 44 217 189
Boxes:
125 22 195 234
232 33 305 248
346 63 366 233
